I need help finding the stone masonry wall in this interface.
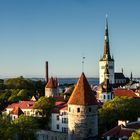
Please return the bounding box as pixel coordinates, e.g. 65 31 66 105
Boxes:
37 130 68 140
68 105 98 140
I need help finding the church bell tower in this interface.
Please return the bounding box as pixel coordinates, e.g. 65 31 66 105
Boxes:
99 16 114 84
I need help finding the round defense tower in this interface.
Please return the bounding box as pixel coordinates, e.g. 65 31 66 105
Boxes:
68 73 98 140
45 77 58 97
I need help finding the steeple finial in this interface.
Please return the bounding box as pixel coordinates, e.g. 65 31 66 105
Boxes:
82 56 85 73
121 68 124 74
105 14 108 30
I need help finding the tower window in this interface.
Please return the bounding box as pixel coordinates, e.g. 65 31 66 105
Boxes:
89 107 92 112
77 108 80 113
104 95 106 99
69 107 71 112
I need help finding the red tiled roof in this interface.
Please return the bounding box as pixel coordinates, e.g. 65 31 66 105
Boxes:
53 96 69 102
68 73 97 105
114 89 140 98
7 101 35 110
52 102 67 113
45 77 56 88
60 106 68 111
11 107 24 116
103 124 124 137
118 128 134 137
103 121 140 138
55 101 65 106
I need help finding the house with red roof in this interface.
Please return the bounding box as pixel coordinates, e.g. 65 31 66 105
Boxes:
4 101 37 117
102 120 140 140
113 89 140 98
51 101 68 133
10 106 24 120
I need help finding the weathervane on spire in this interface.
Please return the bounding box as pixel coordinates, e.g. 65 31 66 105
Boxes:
82 56 85 73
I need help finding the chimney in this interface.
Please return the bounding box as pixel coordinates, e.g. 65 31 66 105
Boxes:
45 61 49 83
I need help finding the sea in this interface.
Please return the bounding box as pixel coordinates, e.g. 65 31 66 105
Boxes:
29 77 99 86
58 78 99 86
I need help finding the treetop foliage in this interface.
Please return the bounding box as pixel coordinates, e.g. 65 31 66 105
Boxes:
98 97 140 136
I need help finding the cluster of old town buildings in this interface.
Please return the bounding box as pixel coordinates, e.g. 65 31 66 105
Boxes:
3 17 140 140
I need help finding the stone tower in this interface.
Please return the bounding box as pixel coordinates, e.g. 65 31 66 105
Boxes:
68 73 98 140
45 77 59 97
99 16 114 84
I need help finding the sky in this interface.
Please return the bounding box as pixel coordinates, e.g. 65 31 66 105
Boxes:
0 0 140 78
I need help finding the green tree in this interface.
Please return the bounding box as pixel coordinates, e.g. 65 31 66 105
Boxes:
17 89 29 100
98 97 140 136
33 96 55 129
0 115 38 140
129 129 140 140
8 95 19 103
14 115 38 140
0 115 15 140
4 77 34 90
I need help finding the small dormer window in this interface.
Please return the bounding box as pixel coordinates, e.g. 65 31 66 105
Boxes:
77 108 80 113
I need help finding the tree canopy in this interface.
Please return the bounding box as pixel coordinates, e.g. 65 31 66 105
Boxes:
33 96 55 129
0 77 45 108
129 129 140 140
14 115 38 140
4 76 34 89
0 115 38 140
98 97 140 135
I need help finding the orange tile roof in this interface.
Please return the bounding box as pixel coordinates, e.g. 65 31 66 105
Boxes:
11 106 24 116
114 89 140 98
68 73 97 105
45 77 56 88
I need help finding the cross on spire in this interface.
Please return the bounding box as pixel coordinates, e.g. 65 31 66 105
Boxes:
82 56 85 72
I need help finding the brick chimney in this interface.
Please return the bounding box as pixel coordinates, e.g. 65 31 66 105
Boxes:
45 61 49 83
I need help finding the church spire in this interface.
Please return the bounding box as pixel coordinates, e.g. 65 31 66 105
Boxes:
102 15 112 61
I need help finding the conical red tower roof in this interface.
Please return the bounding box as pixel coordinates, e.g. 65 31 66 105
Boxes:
68 73 97 105
45 77 56 88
